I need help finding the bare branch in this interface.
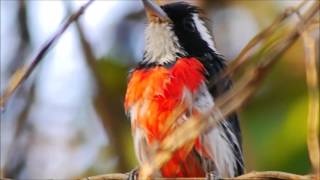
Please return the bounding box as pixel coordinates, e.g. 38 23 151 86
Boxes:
0 0 95 109
209 0 309 88
83 173 128 180
232 171 315 180
302 30 320 175
82 171 314 180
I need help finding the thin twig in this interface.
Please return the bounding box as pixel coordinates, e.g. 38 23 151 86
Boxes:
139 1 319 178
302 31 320 176
209 0 308 88
0 0 95 109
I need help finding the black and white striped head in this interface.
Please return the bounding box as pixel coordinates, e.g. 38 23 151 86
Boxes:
142 0 217 65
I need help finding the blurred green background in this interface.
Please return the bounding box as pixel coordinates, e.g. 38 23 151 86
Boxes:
0 0 318 179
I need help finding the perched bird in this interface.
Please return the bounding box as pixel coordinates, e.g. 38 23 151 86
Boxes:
124 0 244 178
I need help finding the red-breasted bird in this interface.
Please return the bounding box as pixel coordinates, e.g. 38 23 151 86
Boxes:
125 0 244 178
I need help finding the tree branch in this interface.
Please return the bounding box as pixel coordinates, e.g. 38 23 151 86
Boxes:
0 0 95 109
82 171 315 180
209 0 308 88
232 171 315 180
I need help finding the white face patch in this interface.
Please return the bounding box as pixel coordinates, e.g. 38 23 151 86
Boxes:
192 14 217 52
144 22 185 64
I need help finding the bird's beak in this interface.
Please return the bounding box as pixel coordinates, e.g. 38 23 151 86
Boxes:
142 0 171 22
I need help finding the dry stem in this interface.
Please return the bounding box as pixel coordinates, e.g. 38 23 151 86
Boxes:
233 171 315 180
83 171 315 180
302 30 320 176
209 0 309 88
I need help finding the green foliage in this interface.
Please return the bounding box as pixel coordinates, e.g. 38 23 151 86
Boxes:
96 58 129 96
95 58 137 171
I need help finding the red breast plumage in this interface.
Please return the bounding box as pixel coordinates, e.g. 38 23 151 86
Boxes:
125 58 206 176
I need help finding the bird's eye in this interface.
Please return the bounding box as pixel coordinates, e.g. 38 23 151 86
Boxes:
183 18 196 32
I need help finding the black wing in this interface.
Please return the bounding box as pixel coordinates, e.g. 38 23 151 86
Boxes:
201 53 244 176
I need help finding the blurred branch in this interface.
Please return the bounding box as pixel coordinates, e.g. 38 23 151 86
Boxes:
302 29 320 175
2 1 34 178
7 0 31 74
209 0 308 88
0 0 95 109
139 1 319 178
3 84 35 178
82 173 128 180
65 2 132 171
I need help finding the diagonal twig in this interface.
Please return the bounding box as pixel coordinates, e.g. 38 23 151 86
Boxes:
209 0 309 89
0 0 95 109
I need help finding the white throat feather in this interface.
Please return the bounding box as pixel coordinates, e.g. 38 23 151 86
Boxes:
143 22 185 64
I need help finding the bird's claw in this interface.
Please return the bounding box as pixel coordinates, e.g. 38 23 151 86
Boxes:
127 168 139 180
206 171 221 180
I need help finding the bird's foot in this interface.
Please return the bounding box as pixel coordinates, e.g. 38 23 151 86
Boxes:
126 167 139 180
206 171 221 180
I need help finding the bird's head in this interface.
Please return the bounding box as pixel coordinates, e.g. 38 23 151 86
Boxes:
142 0 217 66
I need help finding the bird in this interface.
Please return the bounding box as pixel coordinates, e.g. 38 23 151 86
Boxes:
124 0 244 178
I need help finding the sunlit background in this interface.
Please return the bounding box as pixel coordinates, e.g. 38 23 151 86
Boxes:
1 0 318 179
